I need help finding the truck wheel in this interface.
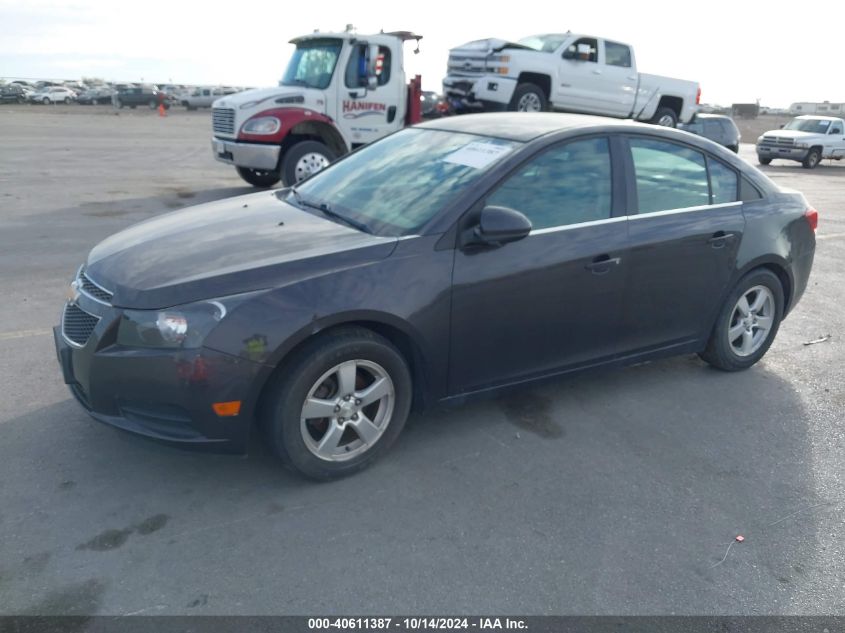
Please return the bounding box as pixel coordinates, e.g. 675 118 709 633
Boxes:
282 141 337 185
149 99 158 109
508 83 547 112
236 166 281 188
758 156 771 165
651 107 678 127
802 148 821 169
64 97 71 104
42 97 50 105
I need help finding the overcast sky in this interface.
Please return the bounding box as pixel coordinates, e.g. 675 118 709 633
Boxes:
1 0 841 107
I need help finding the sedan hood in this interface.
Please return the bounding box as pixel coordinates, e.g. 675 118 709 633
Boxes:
85 191 397 310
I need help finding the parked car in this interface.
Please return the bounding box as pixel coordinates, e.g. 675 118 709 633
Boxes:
114 85 171 109
443 33 700 126
29 86 76 104
679 113 741 152
756 115 845 169
55 113 816 480
77 87 115 105
0 84 31 104
181 86 238 110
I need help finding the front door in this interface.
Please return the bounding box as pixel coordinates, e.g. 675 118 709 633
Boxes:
449 136 628 394
598 41 637 117
619 135 746 353
554 37 606 113
337 41 405 146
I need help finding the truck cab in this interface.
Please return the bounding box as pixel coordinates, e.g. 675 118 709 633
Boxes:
212 29 422 187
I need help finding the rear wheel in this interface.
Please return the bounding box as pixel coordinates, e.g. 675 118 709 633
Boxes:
149 99 158 109
263 327 412 480
236 166 281 188
802 148 821 169
651 107 678 127
758 156 771 165
42 97 50 105
727 144 739 153
508 83 547 112
281 140 336 186
699 269 784 371
64 97 71 104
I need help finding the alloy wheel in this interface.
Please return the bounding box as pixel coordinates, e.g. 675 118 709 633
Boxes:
728 285 775 357
300 359 395 462
517 93 542 112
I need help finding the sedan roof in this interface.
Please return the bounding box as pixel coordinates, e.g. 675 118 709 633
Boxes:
416 112 648 142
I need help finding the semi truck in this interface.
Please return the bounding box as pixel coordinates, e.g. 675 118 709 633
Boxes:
211 28 423 187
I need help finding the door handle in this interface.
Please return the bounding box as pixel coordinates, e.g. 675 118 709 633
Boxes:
707 231 736 248
585 255 621 274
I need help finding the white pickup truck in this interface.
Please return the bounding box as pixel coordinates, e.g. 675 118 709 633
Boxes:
756 115 845 169
443 32 700 127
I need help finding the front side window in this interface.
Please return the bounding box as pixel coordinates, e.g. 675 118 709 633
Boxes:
630 138 709 212
829 123 843 135
345 45 392 88
486 137 612 230
291 129 520 236
605 41 632 68
563 38 598 62
282 38 343 90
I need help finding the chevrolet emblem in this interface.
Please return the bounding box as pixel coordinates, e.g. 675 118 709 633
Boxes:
67 279 80 304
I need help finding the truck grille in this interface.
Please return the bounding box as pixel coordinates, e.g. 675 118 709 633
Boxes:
212 107 235 135
63 303 100 347
759 136 795 148
79 271 113 304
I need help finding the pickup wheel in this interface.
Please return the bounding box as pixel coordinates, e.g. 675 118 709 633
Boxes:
281 141 337 186
236 166 281 188
651 107 678 127
508 83 548 113
148 99 158 109
758 156 771 165
802 148 821 169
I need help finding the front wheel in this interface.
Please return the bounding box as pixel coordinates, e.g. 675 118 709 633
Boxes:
148 99 158 109
236 166 281 188
758 156 771 165
281 140 336 186
263 327 412 480
802 148 821 169
42 97 50 105
508 83 548 112
699 268 784 371
651 107 678 127
64 97 71 104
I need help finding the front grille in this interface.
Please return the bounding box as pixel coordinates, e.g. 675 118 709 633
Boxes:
212 107 235 135
79 271 113 303
445 80 475 96
63 303 99 347
759 136 795 148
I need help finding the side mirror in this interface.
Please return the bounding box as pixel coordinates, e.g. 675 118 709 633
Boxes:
464 205 532 248
562 46 576 60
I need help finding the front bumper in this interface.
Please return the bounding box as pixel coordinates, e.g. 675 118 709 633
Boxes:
442 75 516 111
756 145 809 160
54 299 265 454
212 137 280 171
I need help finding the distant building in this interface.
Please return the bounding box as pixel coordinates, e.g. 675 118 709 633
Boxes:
731 103 759 118
789 101 845 116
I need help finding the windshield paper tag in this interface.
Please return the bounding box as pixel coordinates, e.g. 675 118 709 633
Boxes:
443 142 512 169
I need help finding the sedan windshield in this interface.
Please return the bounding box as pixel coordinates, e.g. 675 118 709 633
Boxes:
517 34 568 52
288 128 520 236
281 39 343 90
783 118 832 133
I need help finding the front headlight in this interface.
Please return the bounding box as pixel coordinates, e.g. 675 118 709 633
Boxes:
756 135 765 143
241 116 281 135
794 142 809 149
117 292 258 349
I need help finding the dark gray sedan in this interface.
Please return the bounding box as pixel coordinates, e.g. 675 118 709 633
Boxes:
54 114 817 480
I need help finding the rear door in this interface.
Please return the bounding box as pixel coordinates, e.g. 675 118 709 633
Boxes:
618 135 745 353
449 136 628 394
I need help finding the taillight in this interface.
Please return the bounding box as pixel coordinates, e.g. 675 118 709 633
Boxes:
804 208 818 232
696 86 701 105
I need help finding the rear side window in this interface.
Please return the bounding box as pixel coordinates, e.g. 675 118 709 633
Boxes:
740 177 763 201
487 137 612 229
605 41 632 68
708 158 738 204
630 138 709 212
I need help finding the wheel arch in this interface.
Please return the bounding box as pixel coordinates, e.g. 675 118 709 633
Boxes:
657 95 683 119
254 313 432 427
516 73 551 101
287 121 348 157
731 257 795 316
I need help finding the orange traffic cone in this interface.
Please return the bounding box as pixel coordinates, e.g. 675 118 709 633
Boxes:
158 103 166 117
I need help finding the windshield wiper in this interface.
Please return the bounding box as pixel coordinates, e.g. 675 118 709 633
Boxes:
288 188 371 234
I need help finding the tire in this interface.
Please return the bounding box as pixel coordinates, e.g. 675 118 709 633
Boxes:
42 97 50 105
728 144 739 154
699 268 784 371
281 140 336 186
263 327 412 480
651 106 678 127
507 83 548 112
236 166 281 188
149 99 157 109
758 156 771 165
802 148 821 169
129 105 136 109
64 97 71 104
